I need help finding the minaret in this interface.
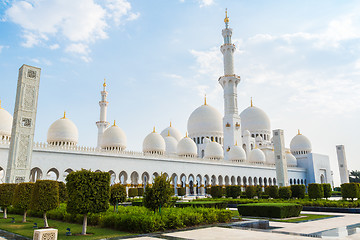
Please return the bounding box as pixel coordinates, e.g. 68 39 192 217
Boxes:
218 9 242 159
96 79 110 148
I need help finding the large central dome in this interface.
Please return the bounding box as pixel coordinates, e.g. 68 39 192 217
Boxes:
187 104 223 136
0 107 13 140
240 105 270 134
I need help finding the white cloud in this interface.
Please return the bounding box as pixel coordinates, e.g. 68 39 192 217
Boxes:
0 45 3 53
49 44 60 50
65 43 90 55
5 0 138 61
198 0 214 7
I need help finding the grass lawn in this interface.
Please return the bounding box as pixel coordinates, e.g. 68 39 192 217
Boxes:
0 214 133 240
230 210 334 223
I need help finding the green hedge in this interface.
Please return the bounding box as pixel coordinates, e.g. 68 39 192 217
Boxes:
308 183 324 199
265 186 278 199
341 183 359 200
237 203 302 218
279 187 292 199
177 187 186 196
225 185 241 198
137 187 144 197
291 185 305 199
128 188 138 198
175 201 227 209
210 186 223 198
8 203 232 233
245 186 257 199
58 181 68 203
322 184 332 199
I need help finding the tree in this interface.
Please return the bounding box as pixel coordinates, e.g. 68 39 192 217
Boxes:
110 183 126 211
143 173 173 213
349 170 360 183
12 182 34 222
66 170 110 235
30 180 59 227
0 183 17 219
58 181 68 203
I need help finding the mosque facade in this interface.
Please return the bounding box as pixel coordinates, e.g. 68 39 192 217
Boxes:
0 13 333 193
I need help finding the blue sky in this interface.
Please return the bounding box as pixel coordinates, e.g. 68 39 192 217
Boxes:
1 0 360 186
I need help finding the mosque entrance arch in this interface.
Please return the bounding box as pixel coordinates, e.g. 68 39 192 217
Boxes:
30 167 43 182
46 168 59 181
108 170 116 185
320 174 325 184
188 174 195 195
119 171 128 185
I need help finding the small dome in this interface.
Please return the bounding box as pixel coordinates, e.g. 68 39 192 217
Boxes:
101 123 127 151
243 130 251 137
164 135 178 155
228 145 246 162
204 141 224 160
177 136 197 157
143 128 166 154
0 106 13 140
240 105 270 134
248 148 266 163
286 152 297 166
187 103 223 136
160 123 182 142
47 114 78 146
290 131 312 155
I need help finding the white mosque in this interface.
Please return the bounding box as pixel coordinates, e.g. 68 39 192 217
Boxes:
0 12 333 194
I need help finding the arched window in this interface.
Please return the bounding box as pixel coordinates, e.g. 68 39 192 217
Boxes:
290 179 293 185
201 150 205 158
211 136 214 141
197 137 200 144
215 137 218 142
201 137 204 144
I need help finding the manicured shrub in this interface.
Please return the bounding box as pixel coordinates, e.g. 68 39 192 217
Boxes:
265 186 278 199
0 183 17 219
279 187 292 199
225 185 241 198
308 183 324 199
245 186 256 199
110 183 126 211
205 187 211 195
210 186 223 198
66 169 110 235
12 182 34 222
30 180 59 227
322 184 332 199
238 203 302 218
143 173 173 213
58 181 68 203
255 185 263 198
128 188 138 198
137 187 144 197
290 185 306 199
341 183 360 201
175 201 227 209
177 187 186 196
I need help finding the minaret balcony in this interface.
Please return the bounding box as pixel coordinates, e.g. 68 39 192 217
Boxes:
218 75 240 87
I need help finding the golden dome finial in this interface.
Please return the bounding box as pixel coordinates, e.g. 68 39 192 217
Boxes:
153 126 156 133
185 132 188 138
170 121 172 127
298 129 301 135
167 130 170 137
224 8 229 24
251 97 253 107
204 94 207 105
0 99 2 109
103 78 107 88
235 141 238 146
113 120 116 126
62 111 66 119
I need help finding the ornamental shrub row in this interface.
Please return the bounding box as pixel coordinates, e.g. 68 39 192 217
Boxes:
8 204 232 233
225 185 241 198
175 201 227 209
237 203 302 218
290 185 306 199
341 183 360 200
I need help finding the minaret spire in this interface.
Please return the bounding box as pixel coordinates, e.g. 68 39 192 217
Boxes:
96 78 110 148
219 9 242 160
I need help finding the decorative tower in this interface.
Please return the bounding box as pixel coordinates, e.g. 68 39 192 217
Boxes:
218 9 242 159
96 79 110 148
273 129 289 187
336 145 349 184
6 64 41 183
